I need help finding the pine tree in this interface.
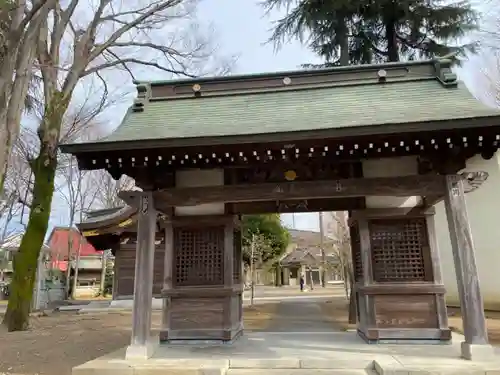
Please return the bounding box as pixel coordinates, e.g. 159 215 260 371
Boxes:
263 0 357 66
263 0 478 66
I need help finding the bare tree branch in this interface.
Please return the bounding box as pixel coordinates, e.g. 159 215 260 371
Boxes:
82 56 196 77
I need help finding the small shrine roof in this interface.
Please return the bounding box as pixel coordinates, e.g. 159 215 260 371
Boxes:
77 206 137 235
60 59 500 154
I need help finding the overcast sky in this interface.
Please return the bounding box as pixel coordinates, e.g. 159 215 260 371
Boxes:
197 0 325 231
45 0 494 235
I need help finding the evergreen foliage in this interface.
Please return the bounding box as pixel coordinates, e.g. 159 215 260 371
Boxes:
241 214 290 266
263 0 478 66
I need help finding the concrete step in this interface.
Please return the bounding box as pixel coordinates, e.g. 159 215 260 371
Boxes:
227 370 376 375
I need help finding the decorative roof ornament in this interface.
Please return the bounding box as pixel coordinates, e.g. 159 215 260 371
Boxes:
434 57 458 88
132 83 151 112
460 171 489 193
377 69 387 83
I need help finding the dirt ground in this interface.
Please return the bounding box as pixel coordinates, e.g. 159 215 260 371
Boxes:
1 299 500 375
0 304 279 375
447 307 500 344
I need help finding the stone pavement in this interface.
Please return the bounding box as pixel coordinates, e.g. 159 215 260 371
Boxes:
72 297 500 374
73 332 500 375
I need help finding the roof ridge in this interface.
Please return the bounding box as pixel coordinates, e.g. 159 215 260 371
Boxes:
59 67 500 156
134 59 443 87
146 76 438 104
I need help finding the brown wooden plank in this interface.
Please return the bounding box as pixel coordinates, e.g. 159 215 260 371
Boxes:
114 245 165 298
161 286 242 298
232 197 365 214
367 328 450 340
120 175 447 207
374 294 438 329
358 283 445 295
169 297 224 330
351 207 435 221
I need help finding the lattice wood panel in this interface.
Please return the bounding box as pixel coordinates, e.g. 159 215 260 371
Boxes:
369 218 428 282
233 230 242 283
349 224 363 281
174 227 224 286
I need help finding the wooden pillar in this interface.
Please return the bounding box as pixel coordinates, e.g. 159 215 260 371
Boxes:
425 214 450 335
223 220 235 333
444 175 494 360
357 218 375 335
125 191 158 360
160 220 174 340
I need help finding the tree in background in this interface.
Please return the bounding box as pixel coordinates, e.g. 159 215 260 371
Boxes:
55 102 111 299
263 0 478 67
241 214 290 266
0 0 54 194
4 0 233 331
92 173 135 209
102 251 114 297
325 211 356 323
0 249 9 282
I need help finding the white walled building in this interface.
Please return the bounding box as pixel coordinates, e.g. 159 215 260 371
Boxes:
435 154 500 311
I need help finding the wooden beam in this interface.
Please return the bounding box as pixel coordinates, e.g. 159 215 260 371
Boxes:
119 175 446 207
231 197 365 214
443 175 489 351
350 207 435 221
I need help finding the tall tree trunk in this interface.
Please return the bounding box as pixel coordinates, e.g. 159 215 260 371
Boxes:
384 4 399 62
338 20 350 66
100 251 106 295
70 241 82 299
2 93 68 331
0 4 49 194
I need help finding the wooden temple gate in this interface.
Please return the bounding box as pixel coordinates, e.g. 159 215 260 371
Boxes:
63 59 499 360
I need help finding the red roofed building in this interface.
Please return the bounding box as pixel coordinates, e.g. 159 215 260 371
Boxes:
47 227 105 296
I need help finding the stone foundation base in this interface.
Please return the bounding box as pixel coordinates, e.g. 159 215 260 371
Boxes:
358 328 452 345
160 324 243 344
461 342 497 361
125 337 159 360
72 332 500 375
110 298 163 310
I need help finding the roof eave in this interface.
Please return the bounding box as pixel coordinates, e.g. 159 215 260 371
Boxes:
59 115 500 157
76 206 136 230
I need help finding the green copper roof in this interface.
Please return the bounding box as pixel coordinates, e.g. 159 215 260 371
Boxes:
102 81 497 143
60 59 500 152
